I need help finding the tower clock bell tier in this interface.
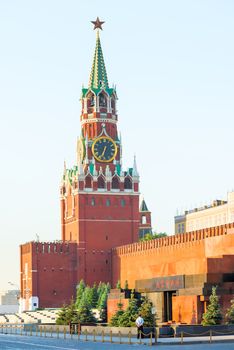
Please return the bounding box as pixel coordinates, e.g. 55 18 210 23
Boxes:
59 18 150 286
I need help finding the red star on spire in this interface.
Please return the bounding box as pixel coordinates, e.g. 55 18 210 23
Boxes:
91 17 105 30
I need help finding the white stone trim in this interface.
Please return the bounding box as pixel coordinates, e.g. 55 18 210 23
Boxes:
77 191 139 196
81 118 117 126
78 219 139 222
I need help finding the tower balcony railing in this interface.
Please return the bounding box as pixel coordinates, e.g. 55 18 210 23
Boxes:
97 188 106 192
84 188 93 192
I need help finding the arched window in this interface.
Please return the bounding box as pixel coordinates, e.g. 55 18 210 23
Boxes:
87 92 95 107
124 177 132 189
99 93 107 107
85 175 92 188
111 98 115 110
121 199 126 207
112 176 119 190
106 199 111 207
97 176 105 189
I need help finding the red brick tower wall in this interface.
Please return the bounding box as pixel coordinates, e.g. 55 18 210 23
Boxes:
61 190 139 286
20 242 77 308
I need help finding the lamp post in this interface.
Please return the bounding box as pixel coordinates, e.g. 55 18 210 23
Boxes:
8 282 20 297
8 282 20 312
151 307 157 344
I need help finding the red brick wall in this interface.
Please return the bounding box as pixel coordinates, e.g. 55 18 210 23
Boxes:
20 242 78 308
112 224 234 289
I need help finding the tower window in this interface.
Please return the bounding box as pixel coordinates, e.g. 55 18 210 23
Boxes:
87 92 95 107
142 215 147 224
106 199 111 207
121 199 126 207
111 98 115 110
99 93 106 107
85 175 92 188
124 177 132 189
91 197 95 206
98 176 105 189
112 176 119 190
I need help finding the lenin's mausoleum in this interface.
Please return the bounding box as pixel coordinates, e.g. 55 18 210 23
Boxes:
20 19 234 324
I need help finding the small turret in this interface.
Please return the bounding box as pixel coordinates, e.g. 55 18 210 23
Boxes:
132 155 139 177
139 198 152 239
63 160 67 177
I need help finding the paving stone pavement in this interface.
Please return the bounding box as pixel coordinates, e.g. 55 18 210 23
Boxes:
1 333 234 350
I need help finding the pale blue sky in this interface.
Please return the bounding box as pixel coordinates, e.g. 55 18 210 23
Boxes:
0 1 234 289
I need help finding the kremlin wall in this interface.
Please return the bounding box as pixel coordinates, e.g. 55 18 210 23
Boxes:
20 19 234 324
111 223 234 323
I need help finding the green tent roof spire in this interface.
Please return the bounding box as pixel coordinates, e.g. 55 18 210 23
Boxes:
89 30 109 90
140 199 149 212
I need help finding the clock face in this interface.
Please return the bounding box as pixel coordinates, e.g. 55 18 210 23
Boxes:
92 136 117 162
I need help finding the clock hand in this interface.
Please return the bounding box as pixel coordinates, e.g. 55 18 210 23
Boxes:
101 146 107 157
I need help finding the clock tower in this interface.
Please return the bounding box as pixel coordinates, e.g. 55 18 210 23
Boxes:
19 19 152 311
60 19 141 285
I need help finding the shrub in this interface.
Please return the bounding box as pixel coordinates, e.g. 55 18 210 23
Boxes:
202 286 222 325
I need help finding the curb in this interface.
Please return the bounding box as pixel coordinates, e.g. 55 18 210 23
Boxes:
156 339 234 346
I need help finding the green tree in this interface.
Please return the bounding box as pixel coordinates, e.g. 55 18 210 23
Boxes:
139 296 155 327
140 232 167 242
97 282 104 297
81 286 93 308
106 282 111 293
66 298 79 323
225 298 234 324
75 279 86 308
97 282 105 309
99 287 108 322
56 304 69 325
78 303 97 323
116 280 121 290
89 283 99 308
77 290 97 323
118 291 139 327
56 299 79 325
109 301 124 326
202 286 222 325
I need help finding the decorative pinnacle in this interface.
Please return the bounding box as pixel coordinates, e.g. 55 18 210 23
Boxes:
91 17 105 30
